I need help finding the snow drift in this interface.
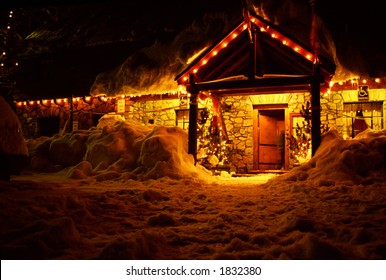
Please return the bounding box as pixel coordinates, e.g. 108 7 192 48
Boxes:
26 115 210 181
1 125 386 260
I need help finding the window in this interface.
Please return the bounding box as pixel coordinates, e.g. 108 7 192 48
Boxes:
175 109 190 130
175 108 208 130
343 102 384 138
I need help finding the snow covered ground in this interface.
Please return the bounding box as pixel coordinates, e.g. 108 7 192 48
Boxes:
1 117 385 260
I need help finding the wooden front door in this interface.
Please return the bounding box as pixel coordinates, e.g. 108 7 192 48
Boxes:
255 109 285 170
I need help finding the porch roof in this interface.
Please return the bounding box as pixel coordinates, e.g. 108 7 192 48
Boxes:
175 11 336 94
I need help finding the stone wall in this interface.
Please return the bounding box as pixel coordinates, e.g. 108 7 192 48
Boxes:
222 96 254 172
127 97 180 126
16 97 116 139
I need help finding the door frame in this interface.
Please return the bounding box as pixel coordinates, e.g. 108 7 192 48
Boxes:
253 104 289 171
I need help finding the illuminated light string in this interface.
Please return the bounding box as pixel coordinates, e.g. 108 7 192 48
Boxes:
15 91 185 108
1 10 19 68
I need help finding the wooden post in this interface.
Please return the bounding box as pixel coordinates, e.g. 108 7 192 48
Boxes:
188 74 198 164
311 60 321 156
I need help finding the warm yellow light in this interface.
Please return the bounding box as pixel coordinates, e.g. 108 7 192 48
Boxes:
15 62 18 66
294 47 299 52
222 42 227 47
213 51 218 56
329 81 334 87
362 79 367 84
260 27 266 32
29 101 34 105
306 54 312 60
2 51 6 55
243 24 247 30
375 78 381 83
121 94 125 98
202 59 207 65
183 76 188 81
338 81 343 85
271 33 276 38
232 33 238 38
193 68 198 73
85 96 91 102
282 40 287 45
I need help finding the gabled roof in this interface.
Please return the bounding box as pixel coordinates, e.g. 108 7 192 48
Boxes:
175 11 336 94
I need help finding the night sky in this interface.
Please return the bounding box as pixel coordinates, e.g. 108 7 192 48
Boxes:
2 0 386 87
